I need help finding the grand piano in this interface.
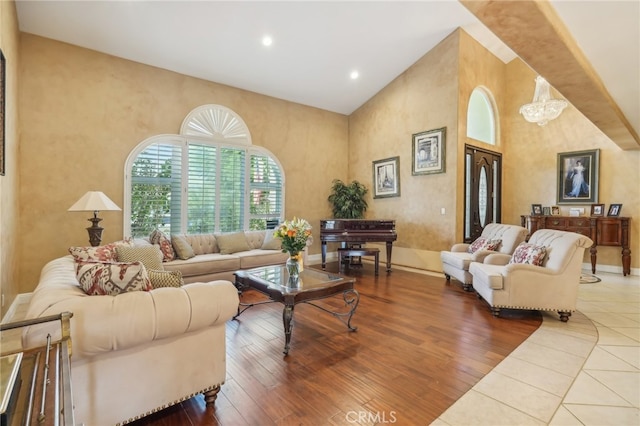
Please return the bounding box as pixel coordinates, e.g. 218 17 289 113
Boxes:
320 219 397 272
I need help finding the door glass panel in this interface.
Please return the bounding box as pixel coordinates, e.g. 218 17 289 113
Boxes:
479 166 488 226
465 154 472 239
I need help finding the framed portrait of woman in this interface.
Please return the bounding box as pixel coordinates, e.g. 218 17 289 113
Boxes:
556 149 600 204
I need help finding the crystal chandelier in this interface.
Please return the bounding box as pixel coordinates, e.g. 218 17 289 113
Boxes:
519 76 568 126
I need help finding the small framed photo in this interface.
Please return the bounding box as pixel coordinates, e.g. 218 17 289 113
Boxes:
542 207 551 216
373 156 401 199
607 203 622 217
411 127 446 175
551 206 560 216
591 203 605 217
531 204 543 216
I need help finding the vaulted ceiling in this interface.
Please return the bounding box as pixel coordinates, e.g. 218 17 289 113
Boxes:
15 0 639 149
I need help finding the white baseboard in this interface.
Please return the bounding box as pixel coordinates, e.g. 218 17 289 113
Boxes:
582 262 639 276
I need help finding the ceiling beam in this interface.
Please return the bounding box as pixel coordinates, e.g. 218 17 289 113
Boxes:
461 0 640 150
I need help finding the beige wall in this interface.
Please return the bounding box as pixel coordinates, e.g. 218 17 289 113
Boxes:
348 27 639 274
504 59 640 271
18 34 349 292
0 0 20 318
9 24 640 298
349 31 460 271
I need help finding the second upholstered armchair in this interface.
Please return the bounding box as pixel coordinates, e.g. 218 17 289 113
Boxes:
470 229 593 322
440 223 529 290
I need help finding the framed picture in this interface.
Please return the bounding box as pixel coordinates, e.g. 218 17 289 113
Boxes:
551 206 560 216
1 48 5 176
557 149 599 204
591 203 605 217
373 156 400 199
607 203 622 217
531 204 543 216
542 206 551 216
411 127 445 175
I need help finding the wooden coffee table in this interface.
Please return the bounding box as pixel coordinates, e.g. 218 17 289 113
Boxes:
234 265 359 355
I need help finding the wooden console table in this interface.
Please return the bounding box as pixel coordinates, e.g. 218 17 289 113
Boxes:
521 215 631 276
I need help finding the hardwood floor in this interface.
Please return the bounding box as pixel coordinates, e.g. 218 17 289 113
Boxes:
131 263 541 425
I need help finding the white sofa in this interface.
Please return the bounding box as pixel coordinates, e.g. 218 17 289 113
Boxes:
151 230 289 283
470 229 593 321
22 255 239 425
440 223 528 290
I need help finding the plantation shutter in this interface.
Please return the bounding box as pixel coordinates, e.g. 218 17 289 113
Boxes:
219 147 246 231
187 143 217 234
249 152 283 230
130 142 182 237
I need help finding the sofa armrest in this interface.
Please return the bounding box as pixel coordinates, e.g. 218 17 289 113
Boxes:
450 243 470 253
23 280 239 359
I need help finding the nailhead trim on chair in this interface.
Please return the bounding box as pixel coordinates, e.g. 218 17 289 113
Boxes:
494 304 575 312
117 382 224 425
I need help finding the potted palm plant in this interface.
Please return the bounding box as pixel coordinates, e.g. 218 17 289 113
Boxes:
327 179 368 219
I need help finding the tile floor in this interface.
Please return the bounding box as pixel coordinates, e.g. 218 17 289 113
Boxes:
434 271 640 425
2 270 639 425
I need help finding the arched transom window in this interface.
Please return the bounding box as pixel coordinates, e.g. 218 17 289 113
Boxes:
466 87 497 145
124 105 284 237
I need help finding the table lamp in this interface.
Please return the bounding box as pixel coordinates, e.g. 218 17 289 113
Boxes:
68 191 121 247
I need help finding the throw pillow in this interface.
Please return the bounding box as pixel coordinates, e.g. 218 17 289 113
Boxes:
508 242 547 266
467 237 501 253
216 232 251 254
76 261 152 296
149 229 175 262
116 245 164 271
171 235 196 260
148 269 184 288
261 230 283 251
69 239 133 262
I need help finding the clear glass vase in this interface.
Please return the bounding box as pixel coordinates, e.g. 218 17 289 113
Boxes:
286 252 303 280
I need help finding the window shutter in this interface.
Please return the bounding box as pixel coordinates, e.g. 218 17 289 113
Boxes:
218 147 246 232
187 143 217 234
249 153 283 230
130 143 182 237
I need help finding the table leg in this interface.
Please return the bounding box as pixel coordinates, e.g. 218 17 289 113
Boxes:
283 304 294 355
343 289 360 331
385 242 393 272
321 243 327 269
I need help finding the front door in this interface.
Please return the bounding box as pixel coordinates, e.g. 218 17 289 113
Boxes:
464 145 502 242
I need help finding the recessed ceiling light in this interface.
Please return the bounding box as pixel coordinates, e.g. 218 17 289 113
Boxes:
350 70 359 79
262 36 273 47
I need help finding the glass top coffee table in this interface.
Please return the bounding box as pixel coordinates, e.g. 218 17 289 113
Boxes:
234 265 359 355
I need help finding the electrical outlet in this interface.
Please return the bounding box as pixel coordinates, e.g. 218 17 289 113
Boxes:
1 293 4 308
441 207 446 215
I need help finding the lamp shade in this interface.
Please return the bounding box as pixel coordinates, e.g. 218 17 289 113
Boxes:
68 191 121 212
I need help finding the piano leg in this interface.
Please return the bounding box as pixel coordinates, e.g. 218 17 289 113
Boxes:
321 242 327 269
385 242 393 272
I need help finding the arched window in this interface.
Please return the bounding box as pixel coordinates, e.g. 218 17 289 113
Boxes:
466 87 497 145
124 105 284 237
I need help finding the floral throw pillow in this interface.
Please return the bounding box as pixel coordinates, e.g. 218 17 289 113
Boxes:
467 237 502 254
76 261 152 296
508 242 547 266
69 239 133 262
149 229 175 262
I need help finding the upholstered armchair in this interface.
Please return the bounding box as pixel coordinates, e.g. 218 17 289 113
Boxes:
469 229 593 322
440 223 529 290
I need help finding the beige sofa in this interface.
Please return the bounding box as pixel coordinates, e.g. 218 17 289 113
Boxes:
22 255 239 425
148 230 289 283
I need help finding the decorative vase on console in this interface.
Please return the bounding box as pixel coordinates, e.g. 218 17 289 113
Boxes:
274 217 313 281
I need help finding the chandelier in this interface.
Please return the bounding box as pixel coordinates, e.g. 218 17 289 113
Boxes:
519 76 568 126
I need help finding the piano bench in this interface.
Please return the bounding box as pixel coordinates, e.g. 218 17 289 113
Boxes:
338 247 380 275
